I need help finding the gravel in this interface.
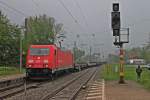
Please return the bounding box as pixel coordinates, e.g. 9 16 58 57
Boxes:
6 68 91 100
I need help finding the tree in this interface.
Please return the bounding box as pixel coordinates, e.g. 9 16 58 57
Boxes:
22 15 64 66
24 15 63 46
0 11 20 66
125 47 150 63
73 47 85 62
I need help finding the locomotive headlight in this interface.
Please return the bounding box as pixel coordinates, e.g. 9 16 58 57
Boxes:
28 65 32 67
44 60 48 63
28 60 33 63
45 64 48 68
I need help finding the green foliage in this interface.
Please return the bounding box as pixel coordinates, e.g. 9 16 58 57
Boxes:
102 64 138 81
126 47 150 63
24 15 63 47
73 47 85 62
0 12 21 66
22 15 64 66
0 12 64 67
0 66 24 76
101 64 119 80
107 54 119 63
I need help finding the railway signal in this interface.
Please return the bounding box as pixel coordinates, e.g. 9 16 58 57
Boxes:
113 3 119 11
113 29 120 36
111 3 120 36
111 12 120 30
111 3 129 84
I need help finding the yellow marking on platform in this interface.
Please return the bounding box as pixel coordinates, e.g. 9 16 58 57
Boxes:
91 84 102 86
86 96 102 100
90 85 102 87
102 79 105 100
87 92 102 96
94 81 102 83
92 84 102 86
89 87 101 90
86 80 105 100
88 90 102 93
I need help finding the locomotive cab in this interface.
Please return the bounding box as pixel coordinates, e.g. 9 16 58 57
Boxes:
26 45 55 78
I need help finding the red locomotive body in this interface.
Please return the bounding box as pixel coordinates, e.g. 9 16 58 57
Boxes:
26 44 74 78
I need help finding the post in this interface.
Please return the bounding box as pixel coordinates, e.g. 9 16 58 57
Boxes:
119 44 125 83
59 41 61 48
89 46 92 62
111 3 129 84
0 10 1 21
20 32 22 72
74 41 77 62
20 27 25 73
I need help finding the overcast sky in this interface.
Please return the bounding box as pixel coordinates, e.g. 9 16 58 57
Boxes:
0 0 150 56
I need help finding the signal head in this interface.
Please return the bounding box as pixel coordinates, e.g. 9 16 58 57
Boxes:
113 3 119 12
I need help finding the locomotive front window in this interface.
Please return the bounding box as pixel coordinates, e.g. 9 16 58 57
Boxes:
30 48 49 55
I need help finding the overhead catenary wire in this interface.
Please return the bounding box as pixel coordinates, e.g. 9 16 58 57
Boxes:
0 0 46 31
0 1 27 16
0 1 41 40
31 0 46 15
31 0 40 15
0 4 13 14
31 0 40 9
73 0 89 29
73 0 97 36
57 0 78 23
57 0 86 32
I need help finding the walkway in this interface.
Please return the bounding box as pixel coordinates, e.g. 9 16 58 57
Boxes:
0 74 25 82
106 80 150 100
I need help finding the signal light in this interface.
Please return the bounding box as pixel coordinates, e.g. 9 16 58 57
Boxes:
113 3 119 11
44 64 48 68
111 12 120 29
113 29 120 36
28 65 32 67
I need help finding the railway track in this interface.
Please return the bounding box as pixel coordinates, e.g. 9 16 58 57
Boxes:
0 70 89 99
0 79 50 99
0 77 25 91
41 67 98 100
2 66 100 100
0 77 25 99
0 66 85 99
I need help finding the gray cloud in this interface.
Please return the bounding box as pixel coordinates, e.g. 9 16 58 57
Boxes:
0 0 150 56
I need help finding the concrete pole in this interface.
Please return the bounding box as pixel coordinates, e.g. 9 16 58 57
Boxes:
20 32 22 73
19 27 25 73
119 44 125 83
89 46 92 62
74 41 77 63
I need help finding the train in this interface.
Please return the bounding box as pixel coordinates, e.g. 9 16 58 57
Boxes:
26 44 74 79
26 44 101 79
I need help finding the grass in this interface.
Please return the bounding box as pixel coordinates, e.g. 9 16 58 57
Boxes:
102 64 150 89
0 66 25 76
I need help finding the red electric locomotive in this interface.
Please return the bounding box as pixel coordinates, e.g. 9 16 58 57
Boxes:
26 44 74 79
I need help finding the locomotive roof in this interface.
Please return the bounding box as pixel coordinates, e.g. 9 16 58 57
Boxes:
30 44 56 48
30 44 71 52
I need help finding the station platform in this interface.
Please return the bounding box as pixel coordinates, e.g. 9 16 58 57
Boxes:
0 74 25 82
106 80 150 100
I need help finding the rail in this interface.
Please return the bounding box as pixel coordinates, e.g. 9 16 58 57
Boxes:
41 67 97 100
